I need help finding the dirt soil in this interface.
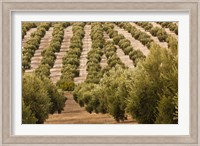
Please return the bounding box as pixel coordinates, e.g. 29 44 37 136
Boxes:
103 32 135 69
74 25 92 84
130 22 168 49
114 25 150 56
50 26 73 84
25 27 54 73
22 28 37 48
150 22 178 40
45 92 137 124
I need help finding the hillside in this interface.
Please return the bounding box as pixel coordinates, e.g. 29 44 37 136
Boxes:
22 22 178 124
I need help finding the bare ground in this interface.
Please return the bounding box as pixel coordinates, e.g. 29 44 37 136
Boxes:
22 28 37 48
45 92 137 124
103 32 134 69
25 27 54 73
114 25 150 56
100 54 108 68
74 25 92 84
130 22 168 48
151 22 178 40
24 24 142 124
50 26 73 84
45 28 137 124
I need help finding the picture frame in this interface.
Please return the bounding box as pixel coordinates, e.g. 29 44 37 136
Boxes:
0 0 199 145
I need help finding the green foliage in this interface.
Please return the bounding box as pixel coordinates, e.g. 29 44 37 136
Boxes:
117 22 152 48
22 22 178 124
98 66 131 121
167 36 178 55
22 56 31 69
22 100 37 124
22 74 51 124
118 39 131 50
137 22 153 31
42 49 56 59
40 23 65 70
57 23 85 90
157 22 178 35
31 27 46 38
104 23 144 66
127 43 178 124
41 56 55 68
113 34 124 44
87 63 101 72
150 27 168 42
57 73 75 91
73 83 97 107
22 73 66 121
73 22 178 124
26 36 40 48
129 50 146 66
41 77 67 114
85 22 105 84
155 51 178 124
137 34 152 48
22 22 37 39
35 64 51 77
136 22 170 43
74 66 132 122
104 41 125 68
50 42 62 52
91 23 105 49
136 22 178 52
173 94 178 123
124 46 133 55
86 72 103 84
63 57 80 67
61 64 79 77
22 23 51 69
39 22 51 30
156 95 176 124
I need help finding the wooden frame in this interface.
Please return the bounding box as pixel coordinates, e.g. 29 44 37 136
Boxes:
0 0 199 145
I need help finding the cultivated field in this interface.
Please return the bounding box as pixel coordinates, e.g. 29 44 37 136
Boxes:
22 22 178 124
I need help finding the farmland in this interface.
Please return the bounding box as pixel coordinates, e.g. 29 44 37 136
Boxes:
22 22 178 124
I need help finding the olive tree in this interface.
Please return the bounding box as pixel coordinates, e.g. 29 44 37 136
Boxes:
22 74 51 124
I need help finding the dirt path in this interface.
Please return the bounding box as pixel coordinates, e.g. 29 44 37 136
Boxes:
99 32 110 68
45 92 137 124
151 22 178 40
22 28 37 48
74 25 92 84
103 32 134 69
50 26 73 84
114 25 149 56
100 54 108 68
25 27 54 73
130 22 168 48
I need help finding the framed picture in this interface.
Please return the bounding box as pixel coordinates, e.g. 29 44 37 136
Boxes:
1 0 199 145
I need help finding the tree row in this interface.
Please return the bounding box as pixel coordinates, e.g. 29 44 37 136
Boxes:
22 22 70 124
56 22 85 91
